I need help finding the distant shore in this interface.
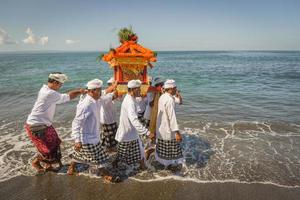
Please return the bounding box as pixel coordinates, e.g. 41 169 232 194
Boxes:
1 174 300 200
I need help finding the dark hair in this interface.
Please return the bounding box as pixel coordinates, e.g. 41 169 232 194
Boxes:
155 82 164 87
164 87 173 92
48 78 56 83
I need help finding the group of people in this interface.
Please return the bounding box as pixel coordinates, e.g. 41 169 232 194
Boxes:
25 72 184 182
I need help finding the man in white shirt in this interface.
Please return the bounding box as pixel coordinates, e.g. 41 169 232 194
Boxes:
143 77 164 160
136 96 148 124
68 79 119 182
155 79 184 169
115 80 150 170
100 77 119 152
25 72 85 173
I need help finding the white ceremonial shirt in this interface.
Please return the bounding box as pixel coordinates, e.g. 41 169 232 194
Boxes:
143 92 154 120
135 96 148 115
156 93 179 140
26 84 70 126
115 94 149 142
72 95 103 144
99 93 116 124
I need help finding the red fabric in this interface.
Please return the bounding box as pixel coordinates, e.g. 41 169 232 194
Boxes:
25 124 61 161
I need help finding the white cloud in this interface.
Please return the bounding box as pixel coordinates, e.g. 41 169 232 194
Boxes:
40 36 49 45
0 28 17 45
23 28 48 45
65 39 80 44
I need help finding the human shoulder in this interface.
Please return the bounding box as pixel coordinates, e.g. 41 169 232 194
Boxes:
123 94 135 107
163 93 175 104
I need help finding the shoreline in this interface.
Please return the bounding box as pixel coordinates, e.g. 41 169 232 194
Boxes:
1 174 300 200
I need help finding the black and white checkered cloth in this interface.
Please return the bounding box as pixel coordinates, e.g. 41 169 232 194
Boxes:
117 139 142 164
70 142 109 165
156 139 183 160
101 122 118 148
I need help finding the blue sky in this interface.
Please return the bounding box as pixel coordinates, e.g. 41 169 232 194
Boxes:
0 0 300 51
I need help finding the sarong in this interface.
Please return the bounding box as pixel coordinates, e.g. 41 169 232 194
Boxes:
25 124 61 162
155 139 184 166
69 142 109 165
117 139 142 164
100 122 118 148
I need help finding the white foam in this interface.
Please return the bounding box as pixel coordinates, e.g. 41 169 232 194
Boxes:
130 176 300 189
1 122 300 188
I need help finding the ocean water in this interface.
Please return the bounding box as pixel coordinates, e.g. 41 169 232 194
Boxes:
0 51 300 186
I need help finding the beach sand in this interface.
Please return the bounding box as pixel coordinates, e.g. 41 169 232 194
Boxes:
1 174 300 200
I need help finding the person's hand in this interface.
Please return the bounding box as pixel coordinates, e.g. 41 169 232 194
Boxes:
175 90 181 98
149 132 156 142
80 88 87 95
175 131 182 143
149 101 154 107
112 81 118 89
74 142 82 151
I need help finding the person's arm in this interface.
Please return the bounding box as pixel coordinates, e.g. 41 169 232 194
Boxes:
101 92 114 105
105 82 117 94
68 88 87 100
146 86 157 93
174 90 183 105
127 102 150 136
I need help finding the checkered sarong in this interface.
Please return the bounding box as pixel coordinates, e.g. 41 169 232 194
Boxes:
156 139 183 160
70 142 109 165
101 122 118 148
117 139 141 164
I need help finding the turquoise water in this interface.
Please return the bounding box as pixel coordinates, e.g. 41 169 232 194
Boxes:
0 51 300 186
0 51 299 123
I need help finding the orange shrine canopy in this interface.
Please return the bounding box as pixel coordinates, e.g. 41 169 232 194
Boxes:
102 28 157 95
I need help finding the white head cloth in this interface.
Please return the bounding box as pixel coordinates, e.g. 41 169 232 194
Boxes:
154 77 164 86
163 79 176 89
86 79 103 90
49 73 69 83
127 79 142 89
107 77 114 84
147 76 153 82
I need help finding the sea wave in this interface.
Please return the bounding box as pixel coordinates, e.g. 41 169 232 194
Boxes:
0 120 299 186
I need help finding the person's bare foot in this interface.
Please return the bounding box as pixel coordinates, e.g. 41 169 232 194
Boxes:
103 175 121 183
45 163 62 172
44 163 54 171
67 162 77 175
31 159 45 174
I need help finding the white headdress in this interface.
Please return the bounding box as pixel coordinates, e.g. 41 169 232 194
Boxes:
49 73 69 83
86 79 103 90
127 79 142 89
163 79 176 89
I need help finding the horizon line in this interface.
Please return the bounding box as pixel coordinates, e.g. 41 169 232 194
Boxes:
1 49 300 54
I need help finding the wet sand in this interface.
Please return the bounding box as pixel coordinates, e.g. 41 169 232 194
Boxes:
1 174 300 200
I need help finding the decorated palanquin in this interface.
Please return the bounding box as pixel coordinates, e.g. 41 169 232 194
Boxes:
102 28 157 95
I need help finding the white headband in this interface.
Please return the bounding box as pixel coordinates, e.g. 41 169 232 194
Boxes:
49 73 68 83
163 79 176 89
127 79 142 89
86 79 103 90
